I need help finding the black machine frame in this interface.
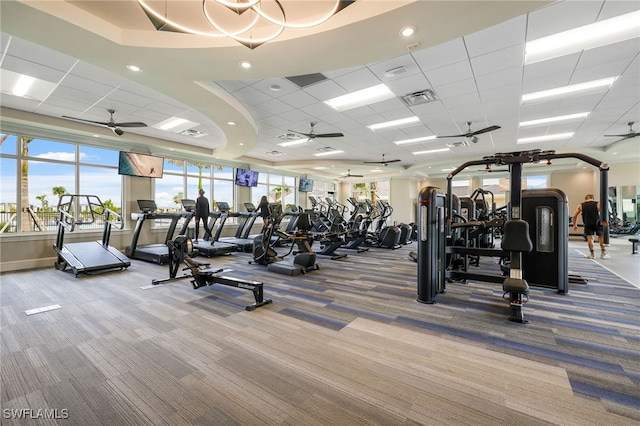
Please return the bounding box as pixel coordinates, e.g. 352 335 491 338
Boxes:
54 194 131 276
416 149 610 323
152 235 272 311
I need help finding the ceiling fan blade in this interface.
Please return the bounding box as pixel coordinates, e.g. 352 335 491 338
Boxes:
62 116 110 126
468 125 501 136
116 122 148 128
288 130 313 138
345 174 364 178
314 132 344 138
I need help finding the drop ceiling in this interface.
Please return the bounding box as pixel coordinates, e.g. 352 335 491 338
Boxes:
0 0 638 181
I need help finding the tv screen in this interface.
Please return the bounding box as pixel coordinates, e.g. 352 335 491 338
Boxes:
118 151 164 178
299 178 314 192
235 168 258 187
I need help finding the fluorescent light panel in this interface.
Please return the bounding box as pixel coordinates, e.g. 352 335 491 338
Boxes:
522 77 617 102
519 112 590 127
154 117 199 133
394 135 437 145
279 138 309 147
517 132 574 144
412 148 450 155
324 84 394 111
314 150 344 157
368 116 420 131
526 10 640 64
0 70 57 101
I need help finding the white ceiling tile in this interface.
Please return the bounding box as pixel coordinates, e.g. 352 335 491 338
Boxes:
465 15 527 57
412 38 468 71
424 60 474 88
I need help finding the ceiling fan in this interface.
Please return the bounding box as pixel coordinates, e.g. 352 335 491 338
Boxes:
340 169 364 178
62 108 148 136
436 121 501 141
363 154 401 167
288 122 344 139
604 121 639 141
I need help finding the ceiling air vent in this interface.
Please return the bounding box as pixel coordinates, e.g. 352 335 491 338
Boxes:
316 146 337 153
401 89 438 107
285 73 327 88
384 66 407 77
180 129 208 138
446 140 470 149
278 132 302 140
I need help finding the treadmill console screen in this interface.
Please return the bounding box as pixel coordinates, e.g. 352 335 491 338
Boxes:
217 202 230 212
137 199 157 213
181 199 196 212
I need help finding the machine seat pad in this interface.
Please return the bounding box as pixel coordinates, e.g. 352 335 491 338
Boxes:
503 277 530 294
501 219 533 253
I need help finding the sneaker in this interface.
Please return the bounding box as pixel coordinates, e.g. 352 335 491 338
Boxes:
601 252 610 259
587 253 595 259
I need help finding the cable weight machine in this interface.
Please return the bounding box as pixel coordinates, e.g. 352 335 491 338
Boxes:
417 149 609 323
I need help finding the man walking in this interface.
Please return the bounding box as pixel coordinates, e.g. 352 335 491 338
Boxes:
572 194 609 259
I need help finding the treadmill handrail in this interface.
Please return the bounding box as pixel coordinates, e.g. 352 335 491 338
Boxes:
56 208 76 232
103 207 125 230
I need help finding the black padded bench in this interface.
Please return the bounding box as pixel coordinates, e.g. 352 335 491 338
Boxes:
631 238 639 255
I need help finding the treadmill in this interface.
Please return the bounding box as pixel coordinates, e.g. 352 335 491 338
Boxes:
181 199 237 257
125 199 194 264
53 194 131 276
214 202 255 252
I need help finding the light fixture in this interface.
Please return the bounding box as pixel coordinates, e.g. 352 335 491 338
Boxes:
12 75 35 97
279 138 309 147
126 65 141 72
153 117 200 133
240 61 251 69
519 112 590 127
324 84 395 112
412 148 450 155
368 116 420 132
522 77 617 102
525 10 640 64
394 135 437 145
400 26 416 37
517 132 574 144
314 149 344 157
136 0 346 49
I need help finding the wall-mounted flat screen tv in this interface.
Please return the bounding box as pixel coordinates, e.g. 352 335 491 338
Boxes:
299 178 314 192
235 168 259 187
118 151 164 178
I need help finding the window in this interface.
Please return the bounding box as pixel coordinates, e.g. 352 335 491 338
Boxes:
252 172 295 206
0 133 121 234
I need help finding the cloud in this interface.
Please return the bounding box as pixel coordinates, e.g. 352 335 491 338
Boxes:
35 152 87 161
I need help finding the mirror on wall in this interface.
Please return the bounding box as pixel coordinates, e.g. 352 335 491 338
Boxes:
608 185 639 235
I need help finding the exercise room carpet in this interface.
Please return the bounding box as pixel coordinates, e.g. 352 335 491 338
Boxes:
1 243 638 425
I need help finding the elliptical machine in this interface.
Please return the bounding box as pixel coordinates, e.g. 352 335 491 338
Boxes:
250 203 319 275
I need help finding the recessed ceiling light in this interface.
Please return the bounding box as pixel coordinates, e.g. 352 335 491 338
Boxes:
522 77 617 102
227 121 236 126
394 135 437 145
240 61 251 69
153 117 199 133
324 84 394 111
400 26 416 37
126 65 141 72
269 85 281 91
12 75 35 97
519 112 590 127
412 148 450 155
517 132 574 144
239 143 244 146
313 166 327 170
525 10 640 64
368 116 420 131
